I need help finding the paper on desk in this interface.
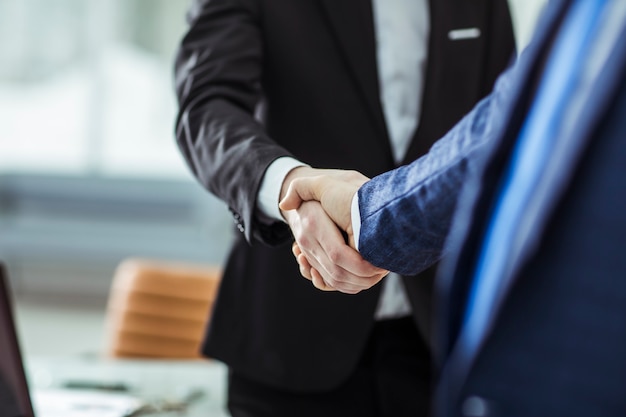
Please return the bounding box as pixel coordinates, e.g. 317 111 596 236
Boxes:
33 388 144 417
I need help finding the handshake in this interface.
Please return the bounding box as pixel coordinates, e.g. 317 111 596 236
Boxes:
278 166 389 294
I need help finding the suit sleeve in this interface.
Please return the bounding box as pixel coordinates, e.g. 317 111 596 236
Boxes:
174 0 292 245
357 65 516 275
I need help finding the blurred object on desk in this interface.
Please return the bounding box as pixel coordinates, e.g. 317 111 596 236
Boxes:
104 258 221 359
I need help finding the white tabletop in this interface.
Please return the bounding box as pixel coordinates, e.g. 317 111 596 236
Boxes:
25 356 229 417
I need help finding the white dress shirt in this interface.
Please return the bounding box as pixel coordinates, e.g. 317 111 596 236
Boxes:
257 0 430 320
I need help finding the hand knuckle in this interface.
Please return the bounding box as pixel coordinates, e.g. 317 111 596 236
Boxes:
327 248 342 263
301 215 316 230
298 235 312 250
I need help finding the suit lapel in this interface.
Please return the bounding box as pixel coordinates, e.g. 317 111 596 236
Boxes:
318 0 389 143
403 0 510 163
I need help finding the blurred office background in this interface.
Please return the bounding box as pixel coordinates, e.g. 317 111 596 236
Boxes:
0 0 545 357
0 0 232 296
0 0 233 356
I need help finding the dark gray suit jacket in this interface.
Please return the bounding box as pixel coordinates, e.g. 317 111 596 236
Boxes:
175 0 514 391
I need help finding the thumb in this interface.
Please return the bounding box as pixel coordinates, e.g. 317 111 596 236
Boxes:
279 178 318 211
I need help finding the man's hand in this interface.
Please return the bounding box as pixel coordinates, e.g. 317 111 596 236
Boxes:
283 201 387 294
280 169 368 248
279 168 388 293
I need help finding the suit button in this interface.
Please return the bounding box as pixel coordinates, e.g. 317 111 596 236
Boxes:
462 396 489 417
229 208 241 220
228 208 245 232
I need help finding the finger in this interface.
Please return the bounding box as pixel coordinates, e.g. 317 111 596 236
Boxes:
313 268 374 294
298 217 387 292
316 233 388 282
292 241 302 257
296 253 313 280
310 268 337 292
306 245 378 294
292 242 314 280
310 267 369 295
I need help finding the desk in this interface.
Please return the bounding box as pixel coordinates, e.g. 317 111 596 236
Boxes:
25 356 229 417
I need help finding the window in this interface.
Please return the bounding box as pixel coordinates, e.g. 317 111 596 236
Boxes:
0 0 191 178
0 1 232 300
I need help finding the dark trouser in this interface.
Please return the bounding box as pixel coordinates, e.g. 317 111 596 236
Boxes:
228 317 432 417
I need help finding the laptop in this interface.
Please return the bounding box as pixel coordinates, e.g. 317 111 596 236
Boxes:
0 264 142 417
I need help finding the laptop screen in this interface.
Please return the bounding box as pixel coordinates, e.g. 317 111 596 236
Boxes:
0 264 35 417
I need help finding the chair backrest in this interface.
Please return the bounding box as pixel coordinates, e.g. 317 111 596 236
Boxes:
104 258 221 359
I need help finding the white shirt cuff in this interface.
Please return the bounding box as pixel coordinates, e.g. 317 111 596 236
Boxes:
351 192 362 251
257 157 308 222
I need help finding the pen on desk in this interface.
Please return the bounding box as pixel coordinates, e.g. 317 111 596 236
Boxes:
63 380 130 392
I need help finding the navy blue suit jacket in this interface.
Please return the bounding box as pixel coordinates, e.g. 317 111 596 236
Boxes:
358 0 626 415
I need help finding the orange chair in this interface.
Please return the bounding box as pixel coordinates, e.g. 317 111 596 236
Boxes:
104 258 221 359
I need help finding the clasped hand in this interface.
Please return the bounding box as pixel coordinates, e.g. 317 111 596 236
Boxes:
279 167 388 294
